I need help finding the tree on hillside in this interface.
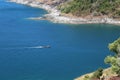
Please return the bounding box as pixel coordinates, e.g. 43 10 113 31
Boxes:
105 38 120 76
92 68 103 79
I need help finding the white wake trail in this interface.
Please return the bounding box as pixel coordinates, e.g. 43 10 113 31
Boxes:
1 45 51 50
27 46 44 49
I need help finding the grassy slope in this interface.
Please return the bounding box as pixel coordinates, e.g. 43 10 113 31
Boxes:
58 0 120 18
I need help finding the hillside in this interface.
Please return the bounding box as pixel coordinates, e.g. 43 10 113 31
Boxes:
59 0 120 18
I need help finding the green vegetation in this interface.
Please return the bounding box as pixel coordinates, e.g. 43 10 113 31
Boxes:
108 38 120 55
92 68 103 79
104 38 120 76
59 0 120 17
82 68 103 80
83 75 90 80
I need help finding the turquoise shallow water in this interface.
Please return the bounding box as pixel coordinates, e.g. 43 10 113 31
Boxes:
0 0 120 80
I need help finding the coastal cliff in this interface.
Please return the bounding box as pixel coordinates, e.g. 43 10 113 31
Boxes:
9 0 120 24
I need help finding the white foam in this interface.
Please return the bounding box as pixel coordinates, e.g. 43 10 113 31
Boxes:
28 46 44 49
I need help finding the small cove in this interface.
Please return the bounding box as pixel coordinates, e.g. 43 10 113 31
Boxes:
0 1 120 80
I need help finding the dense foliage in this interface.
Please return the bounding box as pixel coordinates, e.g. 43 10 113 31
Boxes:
59 0 120 17
92 68 103 79
104 38 120 76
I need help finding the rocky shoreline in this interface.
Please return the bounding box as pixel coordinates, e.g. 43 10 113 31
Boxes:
8 0 120 24
74 68 120 80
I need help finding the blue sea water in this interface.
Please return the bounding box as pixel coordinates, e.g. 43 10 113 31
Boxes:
0 0 120 80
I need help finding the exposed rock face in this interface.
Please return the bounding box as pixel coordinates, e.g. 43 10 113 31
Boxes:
36 0 69 6
91 76 120 80
12 0 70 6
108 76 120 80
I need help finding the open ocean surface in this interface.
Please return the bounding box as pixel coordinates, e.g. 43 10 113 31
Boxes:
0 0 120 80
